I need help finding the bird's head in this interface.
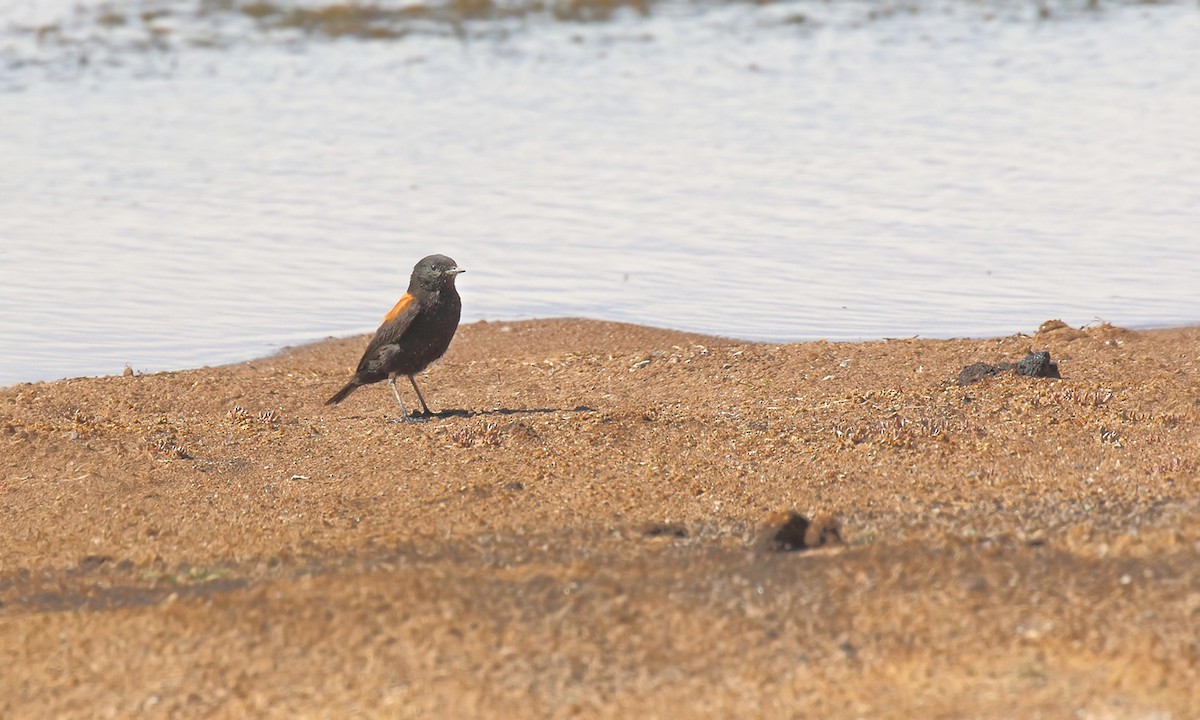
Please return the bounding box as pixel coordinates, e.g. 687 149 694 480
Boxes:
411 254 465 292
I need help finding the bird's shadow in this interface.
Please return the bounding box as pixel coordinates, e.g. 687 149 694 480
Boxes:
415 405 595 420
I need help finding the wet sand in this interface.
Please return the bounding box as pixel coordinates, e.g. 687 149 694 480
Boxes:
2 318 1197 717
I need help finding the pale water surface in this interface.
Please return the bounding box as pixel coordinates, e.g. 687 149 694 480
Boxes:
1 1 1198 385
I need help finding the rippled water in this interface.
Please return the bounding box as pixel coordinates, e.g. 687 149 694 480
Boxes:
1 1 1198 386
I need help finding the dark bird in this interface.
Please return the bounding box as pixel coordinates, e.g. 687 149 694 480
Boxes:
326 254 465 421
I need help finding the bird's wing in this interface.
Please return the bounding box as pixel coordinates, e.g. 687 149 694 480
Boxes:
354 293 420 374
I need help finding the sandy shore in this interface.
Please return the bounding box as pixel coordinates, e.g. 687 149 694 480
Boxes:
2 318 1197 717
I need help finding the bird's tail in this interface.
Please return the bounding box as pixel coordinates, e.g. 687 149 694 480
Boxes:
326 380 361 405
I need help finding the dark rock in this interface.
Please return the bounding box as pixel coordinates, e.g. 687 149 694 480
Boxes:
958 362 1008 386
764 512 841 552
1015 351 1060 378
958 351 1060 385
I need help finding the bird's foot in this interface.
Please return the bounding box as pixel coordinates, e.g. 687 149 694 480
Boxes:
388 414 430 424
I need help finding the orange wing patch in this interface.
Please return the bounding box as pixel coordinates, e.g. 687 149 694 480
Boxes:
382 293 414 324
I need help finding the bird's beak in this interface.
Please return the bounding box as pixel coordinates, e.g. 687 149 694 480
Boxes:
448 267 465 275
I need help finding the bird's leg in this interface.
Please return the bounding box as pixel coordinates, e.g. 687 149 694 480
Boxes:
408 375 433 416
387 373 412 422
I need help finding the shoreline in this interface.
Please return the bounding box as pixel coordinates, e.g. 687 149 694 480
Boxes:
6 316 1200 390
3 318 1198 716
